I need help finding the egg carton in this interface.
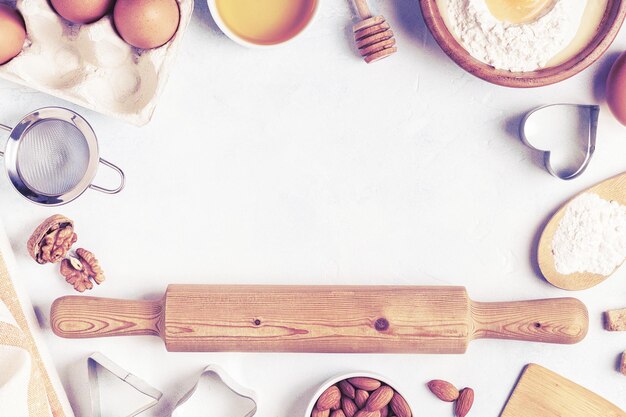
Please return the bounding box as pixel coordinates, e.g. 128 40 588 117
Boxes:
0 0 193 125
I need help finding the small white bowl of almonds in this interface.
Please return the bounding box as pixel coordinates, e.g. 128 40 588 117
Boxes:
305 372 413 417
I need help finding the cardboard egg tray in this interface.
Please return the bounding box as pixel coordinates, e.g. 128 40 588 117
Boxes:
0 0 193 125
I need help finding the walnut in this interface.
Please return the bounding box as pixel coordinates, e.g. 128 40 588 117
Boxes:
60 248 105 292
28 215 77 264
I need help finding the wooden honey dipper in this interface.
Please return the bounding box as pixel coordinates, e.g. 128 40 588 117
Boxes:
351 0 397 63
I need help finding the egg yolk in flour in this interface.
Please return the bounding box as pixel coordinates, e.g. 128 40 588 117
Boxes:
485 0 554 24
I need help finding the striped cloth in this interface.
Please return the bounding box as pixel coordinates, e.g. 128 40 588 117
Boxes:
0 229 73 417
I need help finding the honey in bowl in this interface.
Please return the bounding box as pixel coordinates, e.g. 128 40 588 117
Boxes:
214 0 317 45
484 0 554 24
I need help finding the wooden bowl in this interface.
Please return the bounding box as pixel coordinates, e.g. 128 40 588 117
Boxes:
419 0 626 88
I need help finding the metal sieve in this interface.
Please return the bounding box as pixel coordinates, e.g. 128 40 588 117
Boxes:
0 107 124 206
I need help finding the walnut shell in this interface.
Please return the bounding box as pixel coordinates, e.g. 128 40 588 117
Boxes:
27 215 77 264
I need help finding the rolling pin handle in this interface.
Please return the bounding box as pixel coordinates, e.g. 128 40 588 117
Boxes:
470 298 589 345
50 296 163 339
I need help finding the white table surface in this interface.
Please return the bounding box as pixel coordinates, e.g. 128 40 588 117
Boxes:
1 1 625 416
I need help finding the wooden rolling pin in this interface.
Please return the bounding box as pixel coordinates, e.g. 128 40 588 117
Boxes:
50 285 588 353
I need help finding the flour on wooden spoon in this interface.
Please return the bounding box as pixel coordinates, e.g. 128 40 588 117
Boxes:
552 193 626 276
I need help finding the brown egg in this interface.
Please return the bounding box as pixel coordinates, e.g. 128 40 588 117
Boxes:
50 0 115 24
0 5 26 65
607 51 626 126
113 0 180 49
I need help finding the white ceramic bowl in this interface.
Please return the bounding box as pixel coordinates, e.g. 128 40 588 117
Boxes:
303 372 415 417
207 0 320 48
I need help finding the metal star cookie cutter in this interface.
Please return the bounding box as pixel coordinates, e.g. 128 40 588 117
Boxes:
172 365 257 417
520 104 599 180
87 353 162 417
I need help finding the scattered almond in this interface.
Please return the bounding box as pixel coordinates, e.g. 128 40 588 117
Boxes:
317 386 342 411
620 351 626 376
339 380 356 399
349 377 382 391
341 397 359 417
389 392 411 417
355 389 370 408
427 379 459 402
366 386 394 411
455 388 474 417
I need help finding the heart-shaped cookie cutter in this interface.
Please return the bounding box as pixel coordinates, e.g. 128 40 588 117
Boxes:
172 365 257 417
87 353 162 417
520 104 599 180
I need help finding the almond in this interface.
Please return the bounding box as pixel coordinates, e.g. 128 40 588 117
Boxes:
427 380 459 402
455 388 474 417
389 392 411 417
317 385 341 411
331 411 347 417
342 397 359 417
339 380 356 399
380 406 389 417
366 386 394 411
354 411 381 417
312 409 330 417
349 377 382 391
355 389 370 408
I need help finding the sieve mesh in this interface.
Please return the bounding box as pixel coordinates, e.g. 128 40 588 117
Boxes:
16 120 90 196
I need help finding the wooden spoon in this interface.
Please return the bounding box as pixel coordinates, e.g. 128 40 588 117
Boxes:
351 0 397 63
538 172 626 290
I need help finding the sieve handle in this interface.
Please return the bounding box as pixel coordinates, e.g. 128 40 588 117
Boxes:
89 158 125 194
0 123 11 157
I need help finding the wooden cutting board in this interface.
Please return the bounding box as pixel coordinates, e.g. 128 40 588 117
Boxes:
50 285 588 353
501 364 626 417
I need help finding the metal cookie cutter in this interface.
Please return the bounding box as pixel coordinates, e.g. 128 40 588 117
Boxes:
520 104 599 180
172 365 257 417
87 353 162 417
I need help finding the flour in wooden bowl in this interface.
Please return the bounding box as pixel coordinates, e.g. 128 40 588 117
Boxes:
445 0 586 72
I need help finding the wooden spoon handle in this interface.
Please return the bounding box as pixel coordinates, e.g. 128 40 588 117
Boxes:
470 298 588 344
353 0 372 20
51 296 163 339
